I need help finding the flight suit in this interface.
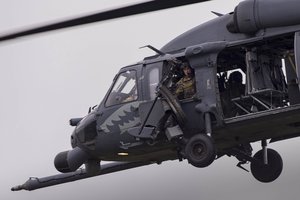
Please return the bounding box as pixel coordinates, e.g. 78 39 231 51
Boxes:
175 76 196 99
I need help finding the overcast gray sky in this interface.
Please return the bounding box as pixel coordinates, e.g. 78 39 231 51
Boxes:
1 0 300 199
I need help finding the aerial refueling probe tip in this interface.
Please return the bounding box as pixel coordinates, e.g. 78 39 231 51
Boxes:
11 185 24 191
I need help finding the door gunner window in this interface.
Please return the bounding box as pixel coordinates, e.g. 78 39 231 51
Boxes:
105 70 138 107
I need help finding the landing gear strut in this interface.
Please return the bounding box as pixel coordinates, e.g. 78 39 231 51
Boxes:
184 113 216 168
231 140 283 183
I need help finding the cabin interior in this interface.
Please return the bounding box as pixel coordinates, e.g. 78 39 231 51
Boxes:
217 33 300 119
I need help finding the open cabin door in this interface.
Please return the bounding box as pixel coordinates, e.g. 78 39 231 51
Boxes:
293 32 300 100
285 31 300 105
185 41 227 124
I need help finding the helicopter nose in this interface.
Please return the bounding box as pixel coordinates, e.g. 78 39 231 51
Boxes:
71 132 77 148
54 147 89 173
71 113 98 148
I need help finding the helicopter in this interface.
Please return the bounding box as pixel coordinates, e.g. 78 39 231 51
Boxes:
2 0 300 191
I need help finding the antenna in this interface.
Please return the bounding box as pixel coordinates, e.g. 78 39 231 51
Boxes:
140 45 165 56
211 11 224 17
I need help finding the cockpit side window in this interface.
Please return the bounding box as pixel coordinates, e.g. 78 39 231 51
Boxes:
148 67 159 100
105 70 138 107
143 62 163 100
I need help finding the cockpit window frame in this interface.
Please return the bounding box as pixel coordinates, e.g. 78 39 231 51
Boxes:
104 69 139 107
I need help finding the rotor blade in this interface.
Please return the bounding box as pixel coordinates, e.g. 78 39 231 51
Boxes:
0 0 212 42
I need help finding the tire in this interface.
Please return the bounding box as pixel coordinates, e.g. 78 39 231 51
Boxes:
159 85 186 127
185 134 216 168
250 148 283 183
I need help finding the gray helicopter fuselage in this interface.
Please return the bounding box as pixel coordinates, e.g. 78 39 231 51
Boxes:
71 3 300 163
162 12 300 53
71 61 179 162
11 0 300 191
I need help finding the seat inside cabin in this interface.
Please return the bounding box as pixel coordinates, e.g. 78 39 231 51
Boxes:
217 35 300 119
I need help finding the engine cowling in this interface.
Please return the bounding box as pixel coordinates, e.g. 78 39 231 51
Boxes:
227 0 300 33
54 147 89 173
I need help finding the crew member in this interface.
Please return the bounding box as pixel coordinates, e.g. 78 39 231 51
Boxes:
225 71 245 117
175 64 196 100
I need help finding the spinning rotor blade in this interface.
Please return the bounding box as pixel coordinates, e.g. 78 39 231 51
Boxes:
0 0 211 42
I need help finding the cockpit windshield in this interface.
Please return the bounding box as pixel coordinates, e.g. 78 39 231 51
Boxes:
105 70 138 107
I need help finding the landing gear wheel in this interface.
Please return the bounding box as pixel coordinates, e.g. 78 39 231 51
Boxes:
250 148 283 183
185 134 216 168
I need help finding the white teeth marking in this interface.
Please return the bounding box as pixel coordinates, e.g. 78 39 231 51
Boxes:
99 101 141 134
119 117 141 134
